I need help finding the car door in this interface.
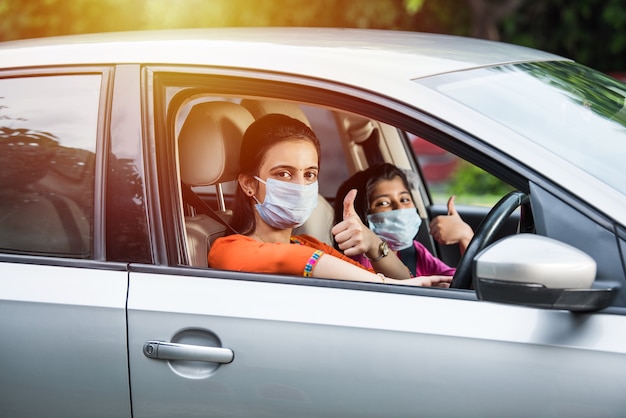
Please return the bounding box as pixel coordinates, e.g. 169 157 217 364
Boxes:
126 70 626 417
0 71 132 417
127 265 626 417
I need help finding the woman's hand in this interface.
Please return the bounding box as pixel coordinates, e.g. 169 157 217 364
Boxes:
386 275 452 288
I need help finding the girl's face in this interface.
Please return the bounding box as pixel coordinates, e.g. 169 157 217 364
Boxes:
253 138 319 201
368 176 415 214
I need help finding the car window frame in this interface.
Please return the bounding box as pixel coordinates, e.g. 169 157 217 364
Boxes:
145 65 625 307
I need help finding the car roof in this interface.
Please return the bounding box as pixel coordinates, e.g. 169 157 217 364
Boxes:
0 27 566 82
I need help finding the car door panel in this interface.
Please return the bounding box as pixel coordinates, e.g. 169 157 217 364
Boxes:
127 267 626 417
0 261 131 418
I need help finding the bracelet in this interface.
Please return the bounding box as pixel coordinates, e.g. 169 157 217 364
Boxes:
304 250 323 277
377 273 386 284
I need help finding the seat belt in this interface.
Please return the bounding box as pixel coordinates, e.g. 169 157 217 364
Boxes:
181 183 239 235
362 128 384 166
399 245 417 277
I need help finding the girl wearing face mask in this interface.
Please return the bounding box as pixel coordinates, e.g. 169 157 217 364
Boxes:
209 114 451 287
333 163 473 277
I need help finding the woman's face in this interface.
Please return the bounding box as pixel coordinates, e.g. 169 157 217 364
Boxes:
254 138 319 201
368 176 415 214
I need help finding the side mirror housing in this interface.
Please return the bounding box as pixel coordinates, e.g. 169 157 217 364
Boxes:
474 234 618 312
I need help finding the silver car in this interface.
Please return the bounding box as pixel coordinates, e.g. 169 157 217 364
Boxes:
1 28 625 417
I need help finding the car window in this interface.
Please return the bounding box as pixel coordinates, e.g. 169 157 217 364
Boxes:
0 74 99 258
156 74 518 277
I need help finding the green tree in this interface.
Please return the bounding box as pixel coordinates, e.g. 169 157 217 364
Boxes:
501 0 626 73
445 161 514 205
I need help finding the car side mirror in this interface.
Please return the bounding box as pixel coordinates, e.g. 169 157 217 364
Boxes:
473 234 619 312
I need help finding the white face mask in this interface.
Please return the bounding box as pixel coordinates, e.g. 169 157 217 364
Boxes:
253 176 318 229
367 208 422 251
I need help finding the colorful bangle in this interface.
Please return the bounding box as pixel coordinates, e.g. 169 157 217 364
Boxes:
304 250 323 277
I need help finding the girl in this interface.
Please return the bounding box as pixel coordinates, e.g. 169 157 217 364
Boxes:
332 163 473 277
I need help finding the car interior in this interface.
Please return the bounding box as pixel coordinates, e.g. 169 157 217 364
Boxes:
174 96 513 271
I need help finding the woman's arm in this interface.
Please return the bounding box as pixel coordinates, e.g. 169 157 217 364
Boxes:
314 254 451 287
210 234 449 287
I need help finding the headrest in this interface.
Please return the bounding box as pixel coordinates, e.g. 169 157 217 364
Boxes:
179 101 254 186
240 99 311 127
343 114 374 144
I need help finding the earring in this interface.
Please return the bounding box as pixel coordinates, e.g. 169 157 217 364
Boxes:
247 190 253 196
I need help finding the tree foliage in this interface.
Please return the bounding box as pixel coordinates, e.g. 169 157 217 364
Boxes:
500 0 626 73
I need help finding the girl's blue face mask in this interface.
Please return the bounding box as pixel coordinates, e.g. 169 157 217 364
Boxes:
367 208 422 251
254 176 318 229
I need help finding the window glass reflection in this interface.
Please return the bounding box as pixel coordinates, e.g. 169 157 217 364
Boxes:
0 75 100 257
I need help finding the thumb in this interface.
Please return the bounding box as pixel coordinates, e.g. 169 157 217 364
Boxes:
447 195 458 216
343 189 358 220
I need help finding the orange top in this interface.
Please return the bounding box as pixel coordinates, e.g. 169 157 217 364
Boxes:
208 234 371 277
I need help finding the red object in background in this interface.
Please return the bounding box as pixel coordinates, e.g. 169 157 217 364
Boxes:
608 72 626 82
410 135 458 183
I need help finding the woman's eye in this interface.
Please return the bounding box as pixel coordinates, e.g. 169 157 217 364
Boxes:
276 171 291 179
305 171 318 181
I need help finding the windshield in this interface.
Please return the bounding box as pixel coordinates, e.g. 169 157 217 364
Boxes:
417 62 626 194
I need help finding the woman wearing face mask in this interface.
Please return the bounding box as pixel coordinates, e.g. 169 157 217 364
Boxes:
208 114 451 287
333 163 473 277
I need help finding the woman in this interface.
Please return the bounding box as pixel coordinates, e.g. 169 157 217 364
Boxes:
208 114 451 287
332 163 473 277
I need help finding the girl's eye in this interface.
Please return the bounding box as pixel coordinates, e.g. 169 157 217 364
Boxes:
275 170 292 179
375 200 390 208
305 171 318 181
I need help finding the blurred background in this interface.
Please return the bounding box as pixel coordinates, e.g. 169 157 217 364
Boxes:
1 0 625 76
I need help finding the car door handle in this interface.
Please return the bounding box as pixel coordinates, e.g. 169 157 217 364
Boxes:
143 340 234 364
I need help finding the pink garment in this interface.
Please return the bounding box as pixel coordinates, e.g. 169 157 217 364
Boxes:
353 240 455 277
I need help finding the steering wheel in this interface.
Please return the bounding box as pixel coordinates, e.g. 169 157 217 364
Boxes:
450 191 530 289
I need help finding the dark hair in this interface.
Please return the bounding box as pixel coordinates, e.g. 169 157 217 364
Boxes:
231 113 321 235
332 163 412 248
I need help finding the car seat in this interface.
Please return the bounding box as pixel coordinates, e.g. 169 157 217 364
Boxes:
240 99 335 245
178 101 255 267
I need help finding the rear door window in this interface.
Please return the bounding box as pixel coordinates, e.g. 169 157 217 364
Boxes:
0 74 100 258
